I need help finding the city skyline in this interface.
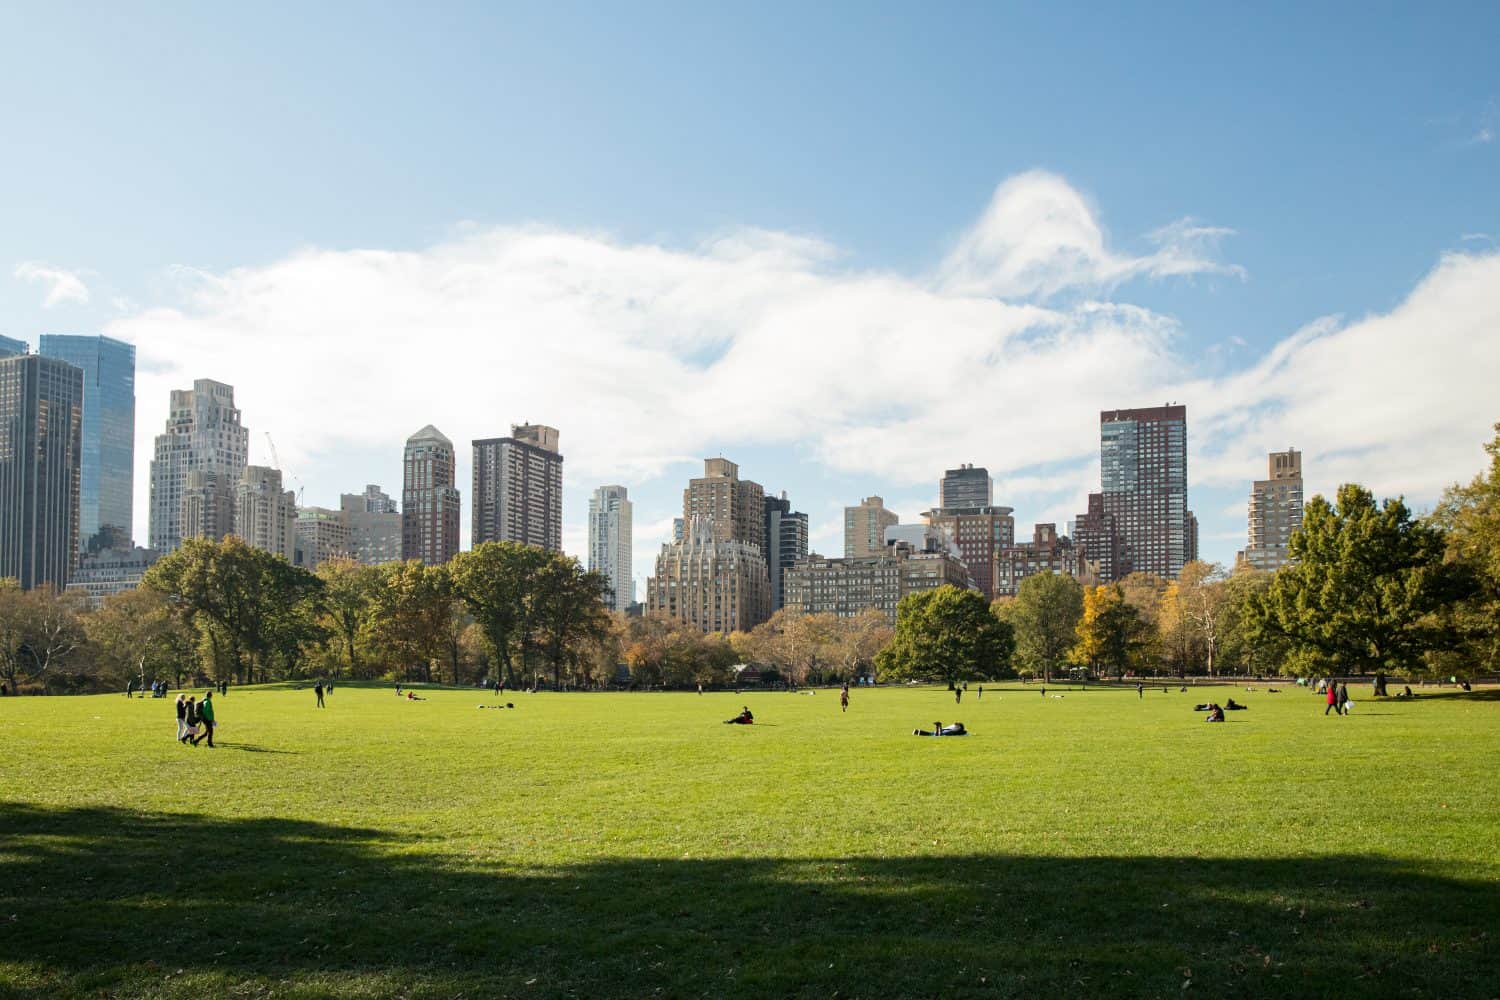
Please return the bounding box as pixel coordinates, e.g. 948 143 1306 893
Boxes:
1 7 1496 597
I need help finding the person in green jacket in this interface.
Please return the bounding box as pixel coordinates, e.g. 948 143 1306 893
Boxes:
194 690 217 747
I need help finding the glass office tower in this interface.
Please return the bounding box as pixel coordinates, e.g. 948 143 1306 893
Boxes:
38 335 136 549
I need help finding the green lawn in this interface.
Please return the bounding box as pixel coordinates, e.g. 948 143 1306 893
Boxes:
1 681 1496 998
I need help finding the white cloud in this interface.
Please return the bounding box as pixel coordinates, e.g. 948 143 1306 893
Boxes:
935 170 1243 299
14 261 90 307
102 173 1500 565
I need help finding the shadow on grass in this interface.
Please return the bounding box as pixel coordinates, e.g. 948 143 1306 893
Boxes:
0 804 1493 998
211 742 301 755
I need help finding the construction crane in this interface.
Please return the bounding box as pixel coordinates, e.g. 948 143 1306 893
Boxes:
264 432 305 505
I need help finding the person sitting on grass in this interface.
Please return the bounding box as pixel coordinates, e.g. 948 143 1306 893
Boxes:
724 706 754 725
1396 685 1415 699
1205 704 1226 722
406 691 425 701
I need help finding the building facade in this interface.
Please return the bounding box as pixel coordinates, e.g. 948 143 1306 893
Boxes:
66 546 159 606
403 425 460 565
296 506 352 570
784 543 972 626
1091 405 1197 580
0 335 26 357
764 492 808 612
0 354 83 589
645 517 771 633
149 379 249 554
992 523 1092 598
940 464 992 509
844 495 899 558
684 458 765 551
1243 449 1304 572
923 505 1015 600
341 486 402 565
38 335 135 550
235 466 297 561
182 469 234 543
472 423 563 551
588 484 633 612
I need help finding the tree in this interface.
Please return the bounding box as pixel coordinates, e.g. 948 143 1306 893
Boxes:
1430 423 1500 675
316 559 381 678
1249 484 1474 676
450 542 550 686
365 560 456 682
835 607 894 682
876 585 1014 686
530 553 611 690
143 536 324 683
1071 584 1153 679
1216 564 1287 676
1004 572 1084 683
0 584 88 692
85 587 196 689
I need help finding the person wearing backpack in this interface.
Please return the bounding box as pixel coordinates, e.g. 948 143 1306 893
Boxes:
194 691 217 747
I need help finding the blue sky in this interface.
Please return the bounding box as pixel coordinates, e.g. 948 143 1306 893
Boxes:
3 2 1498 596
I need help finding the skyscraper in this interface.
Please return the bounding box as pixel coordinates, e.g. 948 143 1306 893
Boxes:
764 492 808 612
295 506 351 570
844 496 899 558
0 354 83 589
182 469 234 543
472 423 563 551
0 335 26 357
588 485 633 612
683 458 765 551
402 425 460 565
923 504 1014 600
941 464 992 509
38 335 135 550
149 380 249 554
1095 404 1196 580
234 466 297 561
1243 449 1304 572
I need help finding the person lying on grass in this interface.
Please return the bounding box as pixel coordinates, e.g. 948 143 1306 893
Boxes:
724 707 754 725
1225 698 1247 710
406 692 426 701
913 721 967 736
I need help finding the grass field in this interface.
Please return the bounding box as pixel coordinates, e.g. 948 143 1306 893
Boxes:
1 680 1496 998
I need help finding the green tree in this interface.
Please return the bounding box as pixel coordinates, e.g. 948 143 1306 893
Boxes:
316 558 382 678
366 560 457 683
143 536 324 683
531 554 611 690
1430 423 1500 675
450 542 550 686
876 585 1014 686
1249 484 1474 676
1004 572 1084 683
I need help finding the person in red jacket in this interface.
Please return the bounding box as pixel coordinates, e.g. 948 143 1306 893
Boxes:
1325 681 1339 716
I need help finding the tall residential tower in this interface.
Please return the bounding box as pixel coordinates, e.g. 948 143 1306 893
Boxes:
588 485 633 612
472 423 563 551
1243 449 1304 572
402 425 460 565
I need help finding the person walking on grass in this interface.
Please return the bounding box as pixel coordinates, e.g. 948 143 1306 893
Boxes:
181 696 199 744
1325 681 1339 716
955 687 963 705
840 684 850 713
1137 682 1144 699
1337 681 1349 716
174 694 188 741
315 682 325 708
193 690 216 747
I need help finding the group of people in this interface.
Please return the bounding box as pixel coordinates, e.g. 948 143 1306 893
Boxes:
1323 681 1352 715
174 691 217 746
